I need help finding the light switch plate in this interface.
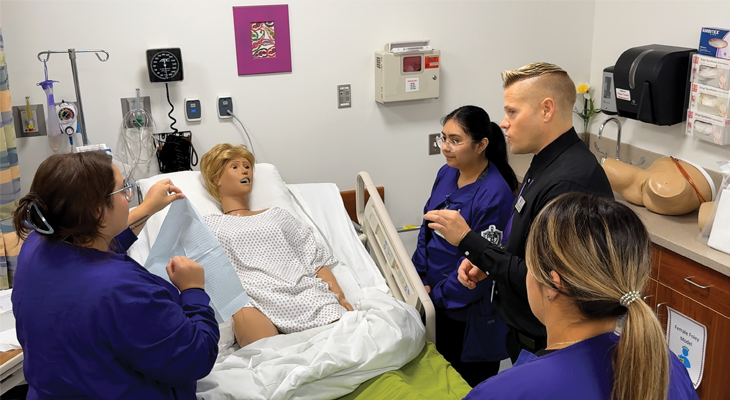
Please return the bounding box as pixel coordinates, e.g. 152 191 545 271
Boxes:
338 84 351 108
429 133 440 155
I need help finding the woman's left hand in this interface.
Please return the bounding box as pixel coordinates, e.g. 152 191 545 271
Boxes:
142 179 185 215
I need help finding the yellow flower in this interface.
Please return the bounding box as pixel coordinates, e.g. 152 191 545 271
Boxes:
577 84 589 94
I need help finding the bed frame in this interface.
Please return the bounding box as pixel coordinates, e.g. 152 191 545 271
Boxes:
356 172 435 344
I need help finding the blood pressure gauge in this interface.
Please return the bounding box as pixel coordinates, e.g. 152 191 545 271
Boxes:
146 48 184 83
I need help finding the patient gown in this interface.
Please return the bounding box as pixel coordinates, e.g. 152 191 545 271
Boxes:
205 207 346 334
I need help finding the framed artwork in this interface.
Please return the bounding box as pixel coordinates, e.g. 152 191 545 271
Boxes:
233 4 292 75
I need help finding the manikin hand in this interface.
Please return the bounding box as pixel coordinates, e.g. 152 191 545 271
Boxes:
423 210 471 246
457 258 488 290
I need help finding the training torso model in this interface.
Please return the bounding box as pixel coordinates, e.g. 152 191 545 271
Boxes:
602 157 715 215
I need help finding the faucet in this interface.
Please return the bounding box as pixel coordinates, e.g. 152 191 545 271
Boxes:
594 117 645 165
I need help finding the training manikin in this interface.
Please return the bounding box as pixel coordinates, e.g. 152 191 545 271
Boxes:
602 156 715 216
200 144 353 347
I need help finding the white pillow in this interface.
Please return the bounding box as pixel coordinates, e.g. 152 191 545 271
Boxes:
130 163 309 264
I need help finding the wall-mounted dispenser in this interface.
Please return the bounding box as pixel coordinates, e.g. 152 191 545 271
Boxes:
375 40 440 104
601 66 618 115
611 44 695 126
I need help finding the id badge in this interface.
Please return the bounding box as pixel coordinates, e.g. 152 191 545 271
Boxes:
515 196 526 213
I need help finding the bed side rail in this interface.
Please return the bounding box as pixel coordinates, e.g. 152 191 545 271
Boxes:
356 171 435 344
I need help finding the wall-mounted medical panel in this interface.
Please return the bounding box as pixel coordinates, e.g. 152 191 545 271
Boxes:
375 40 440 104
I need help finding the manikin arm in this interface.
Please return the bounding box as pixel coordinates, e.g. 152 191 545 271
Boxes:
316 267 354 311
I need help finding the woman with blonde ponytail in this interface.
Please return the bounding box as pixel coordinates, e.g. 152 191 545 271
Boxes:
464 192 697 400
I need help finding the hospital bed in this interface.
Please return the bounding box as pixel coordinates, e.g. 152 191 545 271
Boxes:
128 164 470 400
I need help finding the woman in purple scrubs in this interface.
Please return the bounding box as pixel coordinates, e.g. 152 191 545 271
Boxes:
464 193 698 400
12 151 220 399
412 105 517 385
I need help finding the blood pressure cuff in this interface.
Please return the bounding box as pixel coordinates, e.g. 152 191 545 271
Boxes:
155 133 199 173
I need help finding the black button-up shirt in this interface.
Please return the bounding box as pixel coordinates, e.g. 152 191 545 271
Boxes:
458 128 613 342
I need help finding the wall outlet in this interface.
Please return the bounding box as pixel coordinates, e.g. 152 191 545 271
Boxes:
12 104 46 138
429 133 440 155
338 84 351 108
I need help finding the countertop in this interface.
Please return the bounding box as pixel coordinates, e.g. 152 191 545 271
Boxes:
507 148 730 277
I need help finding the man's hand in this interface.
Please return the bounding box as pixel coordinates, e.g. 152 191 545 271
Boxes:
457 258 488 290
423 210 471 246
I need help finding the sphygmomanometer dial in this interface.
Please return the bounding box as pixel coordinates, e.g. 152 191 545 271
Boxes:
146 48 184 83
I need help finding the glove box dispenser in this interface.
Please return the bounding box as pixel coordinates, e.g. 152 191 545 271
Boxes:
613 44 695 126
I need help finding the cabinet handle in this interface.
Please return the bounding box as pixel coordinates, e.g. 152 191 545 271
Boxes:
655 302 667 315
684 276 712 290
643 295 653 302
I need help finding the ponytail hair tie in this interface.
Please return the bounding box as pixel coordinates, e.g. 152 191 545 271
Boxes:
619 290 641 307
25 201 54 235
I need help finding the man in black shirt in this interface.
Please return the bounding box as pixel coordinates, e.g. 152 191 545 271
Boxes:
424 62 613 362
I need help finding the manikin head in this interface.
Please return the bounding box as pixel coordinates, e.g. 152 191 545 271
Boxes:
500 62 576 155
200 144 256 203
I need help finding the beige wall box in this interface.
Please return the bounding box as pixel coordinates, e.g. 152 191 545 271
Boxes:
375 40 440 104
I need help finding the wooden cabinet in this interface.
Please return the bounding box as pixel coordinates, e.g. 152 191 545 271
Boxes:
645 245 730 400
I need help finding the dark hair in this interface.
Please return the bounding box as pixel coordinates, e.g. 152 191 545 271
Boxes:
13 151 116 246
441 105 518 192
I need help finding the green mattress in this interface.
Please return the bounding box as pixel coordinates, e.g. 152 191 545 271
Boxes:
337 341 471 400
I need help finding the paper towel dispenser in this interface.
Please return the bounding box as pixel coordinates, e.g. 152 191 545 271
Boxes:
613 44 695 126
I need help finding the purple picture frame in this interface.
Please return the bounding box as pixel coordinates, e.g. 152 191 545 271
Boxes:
233 4 292 75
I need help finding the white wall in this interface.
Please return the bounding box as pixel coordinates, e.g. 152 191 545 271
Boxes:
2 0 595 252
589 1 730 172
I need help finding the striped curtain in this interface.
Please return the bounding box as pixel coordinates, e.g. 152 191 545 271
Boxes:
0 25 23 289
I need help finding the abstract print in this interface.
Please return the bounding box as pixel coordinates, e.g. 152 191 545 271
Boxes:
251 22 276 59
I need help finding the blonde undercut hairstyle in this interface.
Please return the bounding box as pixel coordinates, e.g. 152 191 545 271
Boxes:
200 143 255 202
501 62 577 116
525 193 669 400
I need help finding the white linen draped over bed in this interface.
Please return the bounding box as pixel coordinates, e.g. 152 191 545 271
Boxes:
196 288 424 400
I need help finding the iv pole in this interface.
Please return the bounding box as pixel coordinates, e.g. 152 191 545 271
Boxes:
37 48 109 146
